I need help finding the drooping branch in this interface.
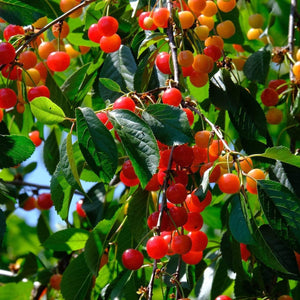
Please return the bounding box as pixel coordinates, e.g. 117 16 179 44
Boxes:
288 0 297 82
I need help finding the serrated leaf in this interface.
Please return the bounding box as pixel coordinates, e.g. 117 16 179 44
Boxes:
30 97 66 125
138 32 167 58
0 135 35 168
0 0 60 25
76 107 118 183
142 104 193 146
255 146 300 168
99 78 123 93
243 48 271 84
43 228 89 251
229 194 255 245
108 109 159 188
258 180 300 252
43 129 59 175
61 253 93 300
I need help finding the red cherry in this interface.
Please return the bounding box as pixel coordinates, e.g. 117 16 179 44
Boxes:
22 196 36 211
146 236 169 259
188 231 208 251
113 96 135 112
88 23 103 43
169 206 188 227
218 173 240 194
155 52 172 74
171 234 192 254
122 249 144 270
47 51 70 72
159 149 176 169
96 112 113 130
1 64 21 80
162 88 182 107
50 274 62 290
0 88 17 109
190 190 212 212
29 130 42 147
76 199 86 218
173 144 194 167
27 85 50 101
182 65 194 77
0 42 16 64
183 212 203 231
122 160 137 179
138 12 158 30
173 170 189 186
215 296 232 300
268 79 287 95
181 250 203 265
98 16 119 37
240 243 251 261
3 24 24 41
182 108 194 126
203 45 222 61
166 183 187 204
100 33 121 53
145 173 161 191
120 170 140 187
153 8 170 28
147 211 173 232
37 193 53 210
260 88 279 106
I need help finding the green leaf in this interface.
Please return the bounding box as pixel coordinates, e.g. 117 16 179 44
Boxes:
0 281 33 300
229 194 255 245
37 213 51 244
0 135 35 168
243 48 271 84
0 0 60 25
99 78 123 93
30 97 66 125
43 129 60 175
258 180 300 252
0 209 6 246
108 109 159 188
61 253 93 300
255 146 300 168
43 228 89 251
76 107 118 183
142 104 193 146
138 32 167 58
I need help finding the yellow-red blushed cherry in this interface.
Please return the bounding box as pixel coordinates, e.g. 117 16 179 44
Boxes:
0 88 17 109
122 249 144 270
177 50 194 67
162 87 182 107
138 12 158 31
100 34 121 53
195 130 211 148
153 8 170 28
203 45 222 61
0 42 16 64
216 0 236 13
292 61 300 78
98 16 119 37
3 24 24 41
182 108 194 125
218 173 240 194
266 107 283 125
246 168 265 193
178 11 195 29
189 71 209 87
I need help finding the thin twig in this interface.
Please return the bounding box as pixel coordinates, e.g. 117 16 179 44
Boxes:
147 260 158 299
288 0 297 82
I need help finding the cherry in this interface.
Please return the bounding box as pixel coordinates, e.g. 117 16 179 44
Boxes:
178 11 195 29
76 199 86 218
200 162 221 183
138 12 158 31
122 249 144 270
198 14 214 31
1 64 21 80
120 170 140 187
181 250 203 265
27 85 50 101
162 88 182 107
277 296 293 300
171 234 192 254
240 243 251 262
159 149 176 169
0 88 17 109
37 193 53 210
100 34 121 53
216 20 236 39
204 45 222 61
3 24 24 41
247 28 263 40
169 206 188 227
47 51 70 72
293 61 300 79
189 71 209 87
216 0 236 13
188 0 206 16
88 23 103 43
145 174 161 191
155 52 172 74
19 50 37 70
268 79 287 95
153 8 170 28
233 44 245 52
235 156 253 173
215 296 232 300
166 183 187 204
209 139 224 157
96 112 113 130
185 193 203 213
260 88 279 106
182 108 194 126
194 25 210 41
190 190 212 212
191 146 208 169
50 274 62 290
218 173 240 194
113 96 135 112
205 35 224 50
60 0 82 18
24 68 41 87
35 62 49 82
173 144 194 167
183 212 203 231
0 42 16 65
188 231 208 251
98 16 119 37
29 130 42 146
52 21 70 39
195 130 212 148
22 196 36 211
0 109 3 123
266 107 283 125
147 210 174 232
192 54 214 73
173 170 189 186
248 13 264 28
202 1 218 17
246 168 265 194
146 236 169 259
122 160 137 179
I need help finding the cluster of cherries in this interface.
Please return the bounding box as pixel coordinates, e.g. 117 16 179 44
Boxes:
22 192 53 211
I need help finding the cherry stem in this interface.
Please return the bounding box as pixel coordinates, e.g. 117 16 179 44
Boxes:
147 259 158 299
288 0 297 83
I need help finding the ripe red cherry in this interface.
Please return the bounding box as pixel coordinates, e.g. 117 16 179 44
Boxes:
146 236 169 259
183 212 203 231
268 79 287 95
169 205 188 227
50 274 62 290
240 243 251 262
76 199 86 218
182 108 194 126
162 87 182 107
47 51 70 72
182 65 194 77
171 234 192 254
88 23 103 43
27 85 50 101
98 16 119 37
145 173 161 191
1 64 21 80
120 170 140 186
155 52 172 74
166 183 187 204
113 96 135 112
188 231 208 251
96 112 113 129
147 211 174 232
173 144 194 167
0 88 17 109
122 248 144 270
218 173 240 194
0 42 16 64
100 34 121 53
22 196 36 211
3 24 25 41
190 190 212 212
37 193 53 210
215 296 232 300
138 12 158 30
181 250 203 265
203 45 222 61
122 160 137 179
29 130 42 147
260 88 279 106
153 8 170 28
